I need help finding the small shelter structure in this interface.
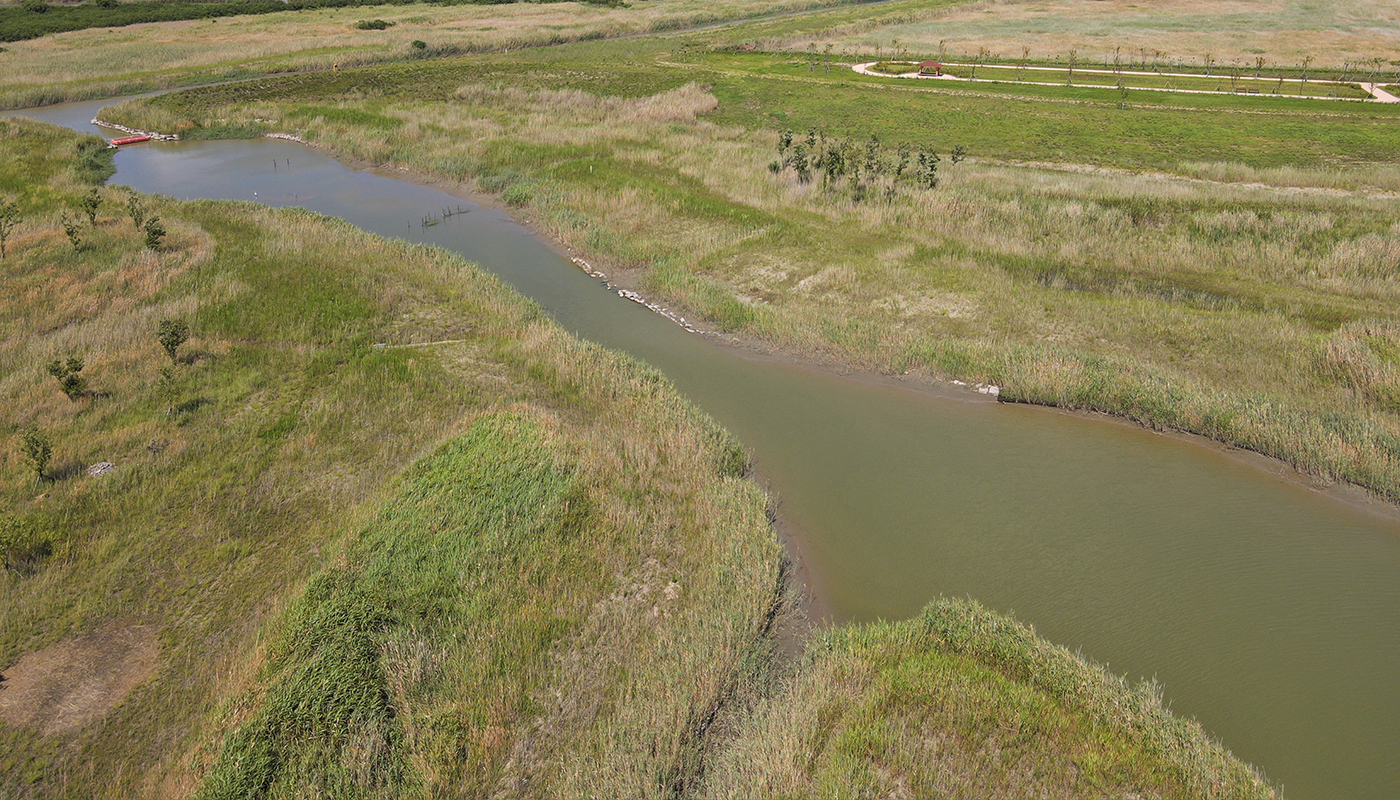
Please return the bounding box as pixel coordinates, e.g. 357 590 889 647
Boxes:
919 61 943 76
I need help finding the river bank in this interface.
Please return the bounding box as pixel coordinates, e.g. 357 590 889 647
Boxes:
21 71 1400 792
332 127 1400 538
93 41 1400 512
80 67 1400 795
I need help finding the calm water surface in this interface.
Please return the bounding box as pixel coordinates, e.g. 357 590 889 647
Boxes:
16 100 1400 800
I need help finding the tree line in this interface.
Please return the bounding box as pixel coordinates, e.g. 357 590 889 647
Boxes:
770 128 965 201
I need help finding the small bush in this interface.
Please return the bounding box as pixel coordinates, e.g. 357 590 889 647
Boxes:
79 186 102 224
46 355 87 400
95 0 120 8
125 191 145 230
74 138 115 184
354 18 391 30
158 318 190 362
19 427 51 484
410 39 426 50
143 215 165 249
60 211 82 250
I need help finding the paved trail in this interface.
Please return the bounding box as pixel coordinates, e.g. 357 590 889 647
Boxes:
853 63 1400 104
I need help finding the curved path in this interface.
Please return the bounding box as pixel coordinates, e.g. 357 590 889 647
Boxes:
1361 82 1400 103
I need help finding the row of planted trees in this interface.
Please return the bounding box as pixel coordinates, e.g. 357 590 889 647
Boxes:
924 42 1396 87
815 35 1399 88
769 128 965 202
6 186 184 496
0 188 165 258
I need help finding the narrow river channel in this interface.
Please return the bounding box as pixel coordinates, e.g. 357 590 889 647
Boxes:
15 99 1400 800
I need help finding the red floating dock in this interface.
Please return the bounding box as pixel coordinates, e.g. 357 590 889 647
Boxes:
109 135 151 146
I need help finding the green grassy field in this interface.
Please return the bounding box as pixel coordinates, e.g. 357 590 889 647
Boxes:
11 0 1394 793
761 0 1400 74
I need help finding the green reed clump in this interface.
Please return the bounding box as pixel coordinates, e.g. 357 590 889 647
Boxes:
704 597 1278 799
199 567 407 800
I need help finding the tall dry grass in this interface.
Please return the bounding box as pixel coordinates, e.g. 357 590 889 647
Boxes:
766 0 1400 71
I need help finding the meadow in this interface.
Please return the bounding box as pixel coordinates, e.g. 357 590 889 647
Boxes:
8 0 1396 794
0 118 783 797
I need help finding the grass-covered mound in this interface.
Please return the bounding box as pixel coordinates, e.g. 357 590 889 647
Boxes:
197 412 781 798
706 598 1277 799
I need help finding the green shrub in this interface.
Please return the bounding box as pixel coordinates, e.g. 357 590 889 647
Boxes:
79 186 102 224
60 211 82 251
354 18 392 30
74 137 116 184
143 215 165 249
158 318 190 362
46 355 87 400
125 191 145 230
19 427 52 484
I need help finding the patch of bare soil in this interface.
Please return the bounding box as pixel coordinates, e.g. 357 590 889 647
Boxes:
0 621 159 736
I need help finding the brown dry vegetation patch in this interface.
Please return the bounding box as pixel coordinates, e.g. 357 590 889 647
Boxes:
789 0 1400 67
0 621 159 737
